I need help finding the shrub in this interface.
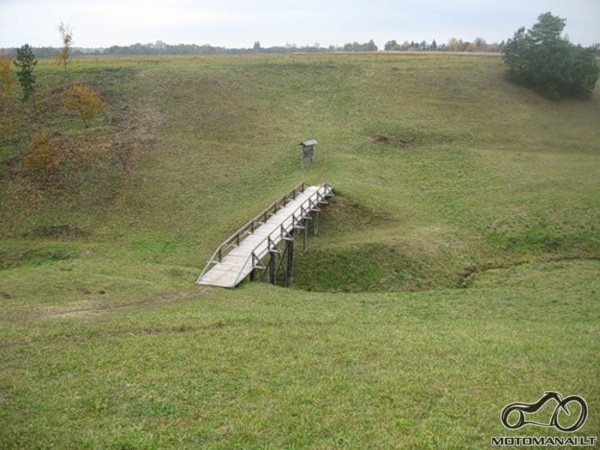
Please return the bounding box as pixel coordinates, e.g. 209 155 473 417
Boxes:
23 130 60 178
63 84 105 128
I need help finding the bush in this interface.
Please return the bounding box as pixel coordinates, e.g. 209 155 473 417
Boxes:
23 130 60 174
503 12 599 100
63 84 105 128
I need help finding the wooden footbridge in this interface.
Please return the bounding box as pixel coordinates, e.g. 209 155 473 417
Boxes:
197 183 334 288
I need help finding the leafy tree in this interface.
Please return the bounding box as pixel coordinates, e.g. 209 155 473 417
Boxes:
366 40 378 52
342 40 378 52
384 40 399 51
0 49 16 120
503 12 599 99
447 38 464 52
13 44 38 115
473 37 488 52
63 84 105 128
57 22 73 71
0 50 16 91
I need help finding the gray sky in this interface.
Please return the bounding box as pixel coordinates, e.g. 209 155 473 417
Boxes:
1 0 598 49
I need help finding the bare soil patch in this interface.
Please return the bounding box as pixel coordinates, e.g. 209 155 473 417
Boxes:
368 134 411 148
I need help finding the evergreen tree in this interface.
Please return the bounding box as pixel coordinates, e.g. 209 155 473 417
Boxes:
503 12 599 99
14 44 38 114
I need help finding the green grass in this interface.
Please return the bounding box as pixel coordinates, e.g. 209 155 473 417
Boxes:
1 263 598 448
0 53 599 448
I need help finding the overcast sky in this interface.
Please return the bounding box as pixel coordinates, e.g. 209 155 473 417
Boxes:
1 0 598 49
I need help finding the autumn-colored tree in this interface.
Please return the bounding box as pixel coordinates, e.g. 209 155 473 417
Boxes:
23 130 60 178
0 49 17 120
13 44 38 115
0 50 16 92
57 22 73 71
63 84 105 128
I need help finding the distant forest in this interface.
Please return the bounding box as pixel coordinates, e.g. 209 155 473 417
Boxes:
3 37 512 58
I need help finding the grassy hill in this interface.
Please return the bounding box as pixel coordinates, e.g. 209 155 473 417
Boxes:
1 54 599 448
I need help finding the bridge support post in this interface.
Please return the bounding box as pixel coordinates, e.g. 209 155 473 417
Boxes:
269 250 277 285
286 231 294 287
314 210 320 236
303 218 309 253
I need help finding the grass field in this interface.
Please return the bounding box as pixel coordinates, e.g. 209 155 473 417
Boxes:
1 53 599 448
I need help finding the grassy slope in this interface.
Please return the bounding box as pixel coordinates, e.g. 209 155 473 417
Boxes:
0 54 599 448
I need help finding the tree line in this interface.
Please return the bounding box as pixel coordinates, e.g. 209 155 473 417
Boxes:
3 41 380 57
5 35 599 58
2 37 511 57
384 37 505 52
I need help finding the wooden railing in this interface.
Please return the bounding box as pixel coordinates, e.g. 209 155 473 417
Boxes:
198 183 307 279
231 184 333 286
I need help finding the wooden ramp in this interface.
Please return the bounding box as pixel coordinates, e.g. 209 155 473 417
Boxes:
197 184 333 288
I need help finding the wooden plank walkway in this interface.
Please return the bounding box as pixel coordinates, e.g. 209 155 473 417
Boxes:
197 184 333 288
